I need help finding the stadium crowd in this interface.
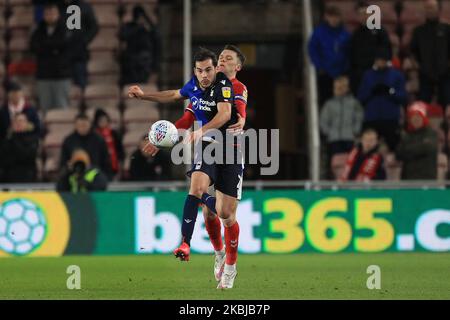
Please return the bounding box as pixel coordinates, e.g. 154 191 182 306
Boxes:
311 0 449 181
0 0 165 190
0 0 449 187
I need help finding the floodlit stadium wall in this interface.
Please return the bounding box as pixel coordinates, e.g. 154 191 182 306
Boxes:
0 190 449 257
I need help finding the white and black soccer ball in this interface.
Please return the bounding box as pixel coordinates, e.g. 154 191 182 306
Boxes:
148 120 179 148
0 199 47 256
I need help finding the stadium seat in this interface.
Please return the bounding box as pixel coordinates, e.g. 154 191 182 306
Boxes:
330 153 348 180
89 28 119 51
43 152 60 176
0 61 4 75
385 153 402 181
371 0 398 24
437 128 446 152
123 105 159 123
45 109 79 124
88 53 119 74
9 34 29 52
125 122 150 134
124 97 158 110
85 98 120 110
445 107 450 123
85 84 120 101
400 1 424 25
442 1 450 23
92 3 119 28
123 130 144 149
43 129 71 149
89 73 119 85
437 153 448 181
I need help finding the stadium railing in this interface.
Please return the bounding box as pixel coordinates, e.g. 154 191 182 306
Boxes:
0 180 449 191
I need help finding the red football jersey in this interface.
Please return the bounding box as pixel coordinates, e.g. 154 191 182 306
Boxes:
231 78 248 118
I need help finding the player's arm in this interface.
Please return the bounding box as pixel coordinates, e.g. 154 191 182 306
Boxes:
175 109 195 130
185 102 231 143
228 99 246 131
128 86 185 103
201 102 232 132
228 85 248 131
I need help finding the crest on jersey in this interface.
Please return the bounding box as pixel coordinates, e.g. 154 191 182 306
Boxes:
222 87 231 98
191 97 199 110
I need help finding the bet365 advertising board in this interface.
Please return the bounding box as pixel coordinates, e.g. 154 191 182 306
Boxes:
0 190 449 257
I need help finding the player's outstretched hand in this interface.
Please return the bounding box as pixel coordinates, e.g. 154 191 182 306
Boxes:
228 113 245 132
142 141 160 156
128 85 144 99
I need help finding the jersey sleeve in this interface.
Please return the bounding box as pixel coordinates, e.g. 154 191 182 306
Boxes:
233 82 248 118
175 110 195 129
185 103 195 114
215 76 234 104
179 77 194 98
234 83 248 106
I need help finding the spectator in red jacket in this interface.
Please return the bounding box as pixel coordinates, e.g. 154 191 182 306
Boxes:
341 128 386 181
92 108 124 179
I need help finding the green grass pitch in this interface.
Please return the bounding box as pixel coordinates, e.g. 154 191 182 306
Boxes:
0 253 449 300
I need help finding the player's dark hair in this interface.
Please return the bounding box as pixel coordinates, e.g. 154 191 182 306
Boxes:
75 113 90 122
43 1 59 9
361 128 378 138
334 75 349 83
193 47 218 67
355 0 369 11
324 5 341 17
223 44 246 67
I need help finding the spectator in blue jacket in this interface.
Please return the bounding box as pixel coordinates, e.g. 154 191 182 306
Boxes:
358 48 407 151
308 5 351 106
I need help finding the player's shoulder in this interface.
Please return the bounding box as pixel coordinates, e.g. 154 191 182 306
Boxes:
231 78 247 92
215 72 232 86
181 76 199 95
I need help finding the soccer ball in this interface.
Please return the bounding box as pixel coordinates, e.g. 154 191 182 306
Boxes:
0 199 47 256
148 120 179 148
